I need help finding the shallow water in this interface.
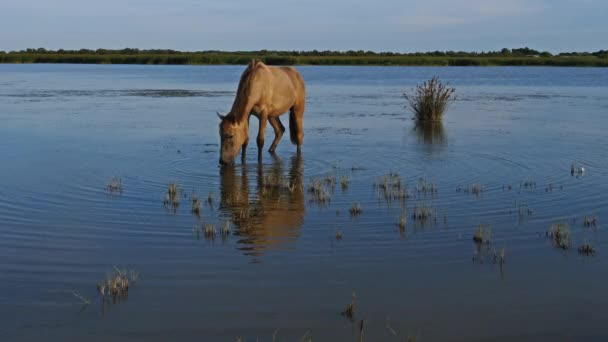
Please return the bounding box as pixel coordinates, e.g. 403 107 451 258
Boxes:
1 64 608 341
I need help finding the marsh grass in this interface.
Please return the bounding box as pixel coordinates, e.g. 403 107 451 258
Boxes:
308 178 332 206
404 77 455 122
547 223 571 249
105 177 123 193
374 173 407 204
163 182 179 209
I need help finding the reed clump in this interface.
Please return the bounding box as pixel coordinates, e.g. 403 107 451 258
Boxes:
404 76 455 122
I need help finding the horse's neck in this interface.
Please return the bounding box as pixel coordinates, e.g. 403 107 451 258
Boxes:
229 93 253 122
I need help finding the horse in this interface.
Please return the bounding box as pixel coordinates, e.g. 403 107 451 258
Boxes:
217 59 306 165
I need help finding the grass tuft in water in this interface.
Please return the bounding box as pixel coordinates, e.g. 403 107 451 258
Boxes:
578 242 596 256
341 292 356 320
336 230 343 240
473 224 492 244
398 209 407 231
308 178 332 206
341 175 349 190
204 223 217 240
191 195 201 216
404 76 455 122
547 223 571 249
97 267 138 300
163 182 180 209
583 216 597 228
349 203 362 216
105 177 123 193
220 221 231 239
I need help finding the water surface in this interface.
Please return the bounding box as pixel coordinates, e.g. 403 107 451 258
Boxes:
1 65 608 341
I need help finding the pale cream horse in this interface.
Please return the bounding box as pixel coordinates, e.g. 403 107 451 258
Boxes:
217 60 305 165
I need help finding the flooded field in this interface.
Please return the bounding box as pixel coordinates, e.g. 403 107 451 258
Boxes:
1 64 608 341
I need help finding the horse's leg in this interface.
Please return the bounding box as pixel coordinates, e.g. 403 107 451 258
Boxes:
268 116 285 153
242 114 252 161
289 103 305 151
241 137 249 161
257 115 267 160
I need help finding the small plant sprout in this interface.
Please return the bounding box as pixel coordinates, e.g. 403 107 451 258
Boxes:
163 182 179 208
336 230 343 240
105 177 123 193
191 195 201 215
341 292 356 320
72 291 91 305
493 246 506 265
398 209 407 231
583 216 597 228
341 175 349 190
473 224 492 244
547 223 571 249
349 203 362 216
578 242 596 256
97 267 137 302
207 192 214 205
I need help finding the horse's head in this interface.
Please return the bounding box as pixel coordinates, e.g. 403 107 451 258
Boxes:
218 112 248 165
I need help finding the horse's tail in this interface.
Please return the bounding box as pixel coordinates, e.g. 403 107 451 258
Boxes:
289 110 299 145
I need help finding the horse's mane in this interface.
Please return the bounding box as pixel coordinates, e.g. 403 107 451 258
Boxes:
229 59 264 122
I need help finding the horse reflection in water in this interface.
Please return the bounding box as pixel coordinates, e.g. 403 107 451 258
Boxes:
219 153 305 257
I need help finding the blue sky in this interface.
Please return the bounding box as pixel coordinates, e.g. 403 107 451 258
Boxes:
0 0 606 52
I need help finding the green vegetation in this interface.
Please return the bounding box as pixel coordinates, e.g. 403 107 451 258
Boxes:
1 47 608 66
405 77 455 122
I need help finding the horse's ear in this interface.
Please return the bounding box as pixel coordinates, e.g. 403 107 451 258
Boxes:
216 112 226 120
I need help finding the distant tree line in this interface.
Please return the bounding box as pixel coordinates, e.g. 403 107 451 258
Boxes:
1 47 606 58
1 47 606 66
